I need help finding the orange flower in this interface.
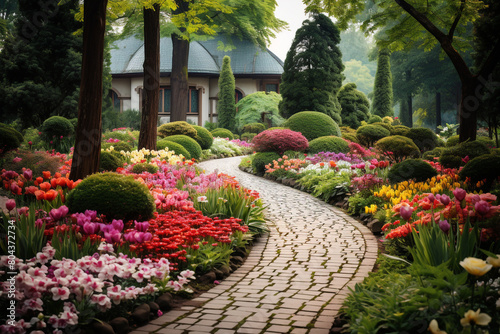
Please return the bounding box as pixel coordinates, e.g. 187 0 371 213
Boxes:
44 189 58 201
329 161 337 168
35 177 43 186
50 178 57 188
54 172 61 178
17 181 24 188
56 177 68 187
42 171 51 179
39 182 51 192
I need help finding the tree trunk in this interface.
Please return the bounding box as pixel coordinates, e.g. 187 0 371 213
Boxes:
170 34 189 122
435 91 441 130
458 78 479 142
138 4 160 150
70 0 108 181
406 93 412 128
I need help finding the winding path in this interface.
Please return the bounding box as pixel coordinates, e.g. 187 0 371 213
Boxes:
131 157 378 334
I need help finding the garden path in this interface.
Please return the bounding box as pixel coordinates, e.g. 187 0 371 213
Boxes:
131 156 378 334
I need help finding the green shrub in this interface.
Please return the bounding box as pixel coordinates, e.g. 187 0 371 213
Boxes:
101 141 133 152
132 163 159 174
404 127 439 152
439 150 463 169
165 135 202 160
459 154 500 191
367 115 383 124
342 133 359 143
458 140 490 159
440 140 491 168
251 152 281 175
382 116 394 124
192 125 213 150
156 139 191 159
392 125 411 136
211 128 234 140
242 123 266 134
40 116 74 140
266 127 285 131
448 135 496 148
371 122 394 134
388 159 437 184
69 118 78 131
422 147 445 161
241 132 256 142
102 130 136 145
375 135 420 161
66 172 155 221
0 123 22 153
356 124 390 147
340 126 357 135
158 121 197 139
308 136 349 154
99 151 124 172
1 150 63 175
284 111 341 141
446 135 459 147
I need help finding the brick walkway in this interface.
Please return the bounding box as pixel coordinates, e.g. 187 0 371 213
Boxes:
131 156 378 334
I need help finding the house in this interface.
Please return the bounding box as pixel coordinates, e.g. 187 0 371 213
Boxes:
110 35 284 125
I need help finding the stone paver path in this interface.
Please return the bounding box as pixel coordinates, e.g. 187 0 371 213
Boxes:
131 157 378 334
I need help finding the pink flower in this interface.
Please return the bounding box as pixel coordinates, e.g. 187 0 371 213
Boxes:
462 155 469 164
12 157 22 163
60 135 64 139
5 199 16 211
28 141 33 145
111 219 124 232
475 200 490 215
439 220 450 234
134 221 150 232
453 188 467 201
439 194 451 206
51 287 70 301
23 169 33 180
83 222 100 235
399 205 414 221
49 206 69 221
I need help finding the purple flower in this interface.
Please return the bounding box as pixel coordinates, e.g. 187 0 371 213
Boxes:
5 199 16 211
83 222 100 235
104 230 122 243
439 194 451 206
475 200 490 215
35 219 44 228
428 193 435 203
399 205 414 221
49 206 69 221
439 220 450 234
135 221 150 232
111 219 124 232
453 188 467 201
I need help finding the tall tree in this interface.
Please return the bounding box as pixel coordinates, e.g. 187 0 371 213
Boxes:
371 48 393 117
304 0 500 142
138 3 160 150
70 0 108 180
279 13 344 123
338 83 370 128
217 56 236 132
0 0 81 127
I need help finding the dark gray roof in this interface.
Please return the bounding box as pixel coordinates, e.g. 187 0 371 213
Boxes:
110 35 283 76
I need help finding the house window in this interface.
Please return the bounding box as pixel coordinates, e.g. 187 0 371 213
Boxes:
158 87 199 115
265 83 279 93
109 90 121 112
235 89 244 103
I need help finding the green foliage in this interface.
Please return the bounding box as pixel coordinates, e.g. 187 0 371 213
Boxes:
0 123 22 154
356 124 390 147
279 13 343 123
284 111 341 141
99 151 123 172
311 172 351 202
367 115 383 124
308 136 350 154
66 172 155 221
165 135 202 160
371 49 393 117
342 133 359 143
192 125 213 150
240 132 256 142
235 92 284 131
158 121 197 139
375 135 420 162
242 123 266 134
405 127 439 152
440 140 491 168
447 135 495 148
371 121 395 134
203 121 218 132
101 141 133 152
422 147 445 161
459 154 500 191
132 163 159 174
342 59 374 97
338 83 370 129
251 152 281 175
388 159 437 184
217 56 236 132
102 130 136 145
1 150 64 175
211 128 234 140
102 109 142 131
156 139 191 159
40 116 74 140
392 125 411 136
347 193 385 216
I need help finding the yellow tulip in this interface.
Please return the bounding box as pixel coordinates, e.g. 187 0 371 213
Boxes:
460 257 493 277
460 309 491 327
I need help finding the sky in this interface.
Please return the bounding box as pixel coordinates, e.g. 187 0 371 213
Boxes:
268 0 309 62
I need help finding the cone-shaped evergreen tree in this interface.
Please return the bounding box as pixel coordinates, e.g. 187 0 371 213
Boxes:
372 48 394 117
217 56 236 132
279 13 344 123
338 83 370 129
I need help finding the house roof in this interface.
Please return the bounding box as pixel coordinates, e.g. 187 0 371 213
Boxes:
110 35 284 76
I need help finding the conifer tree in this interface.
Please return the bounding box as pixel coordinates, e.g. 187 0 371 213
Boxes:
338 83 370 129
371 48 393 118
279 13 344 124
217 56 236 132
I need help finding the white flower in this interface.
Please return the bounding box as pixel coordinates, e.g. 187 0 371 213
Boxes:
197 196 208 203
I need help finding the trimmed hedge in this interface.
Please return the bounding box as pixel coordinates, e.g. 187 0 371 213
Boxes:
132 163 159 174
284 111 341 141
404 127 439 152
308 136 350 154
66 172 155 221
101 141 133 152
459 154 500 191
40 116 73 140
371 122 395 134
158 121 197 139
375 135 420 161
388 159 437 184
392 125 411 137
251 152 281 175
367 115 383 124
252 129 309 155
165 135 202 160
211 128 234 140
241 132 256 142
356 125 390 147
156 139 191 159
99 151 124 172
0 123 23 154
447 135 495 148
439 140 491 168
242 123 266 134
422 147 445 161
192 125 214 150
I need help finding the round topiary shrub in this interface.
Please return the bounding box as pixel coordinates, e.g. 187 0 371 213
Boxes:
375 135 420 161
0 123 23 154
156 139 191 159
367 115 383 124
165 135 202 160
356 125 390 147
192 125 213 150
40 116 73 142
340 126 357 135
382 116 394 124
439 149 463 169
458 140 491 160
242 123 266 134
284 111 341 141
388 159 438 184
371 122 395 134
69 118 78 131
404 127 439 153
459 154 500 191
251 152 281 175
66 172 155 221
211 128 234 140
158 121 197 139
241 132 256 142
132 163 159 174
100 151 124 172
342 133 359 143
392 125 411 137
252 129 309 155
101 141 133 152
102 130 136 144
266 127 285 131
308 136 349 154
422 147 445 161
